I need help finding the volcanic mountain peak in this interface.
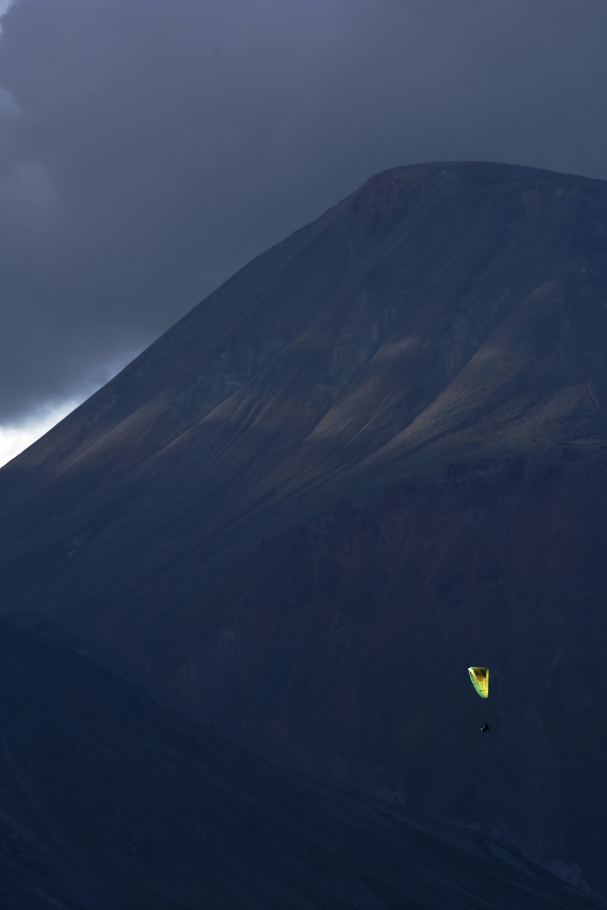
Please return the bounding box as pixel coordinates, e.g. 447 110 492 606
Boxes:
3 162 607 531
2 161 607 895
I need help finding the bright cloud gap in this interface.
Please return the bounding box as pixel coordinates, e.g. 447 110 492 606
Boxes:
0 397 81 467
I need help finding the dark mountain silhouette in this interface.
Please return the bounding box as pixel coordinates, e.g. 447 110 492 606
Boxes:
1 161 607 895
2 616 598 910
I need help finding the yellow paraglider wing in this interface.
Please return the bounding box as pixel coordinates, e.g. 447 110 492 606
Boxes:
468 666 489 698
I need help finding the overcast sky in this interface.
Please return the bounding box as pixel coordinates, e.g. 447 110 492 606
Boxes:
0 0 606 463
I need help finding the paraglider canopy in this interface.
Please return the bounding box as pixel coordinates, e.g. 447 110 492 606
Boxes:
468 666 489 698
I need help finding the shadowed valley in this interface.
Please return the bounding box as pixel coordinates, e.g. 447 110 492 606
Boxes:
2 617 600 909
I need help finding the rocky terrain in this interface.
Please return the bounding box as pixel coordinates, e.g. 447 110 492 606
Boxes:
1 161 606 897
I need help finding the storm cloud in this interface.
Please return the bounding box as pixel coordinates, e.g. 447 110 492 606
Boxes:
0 0 606 424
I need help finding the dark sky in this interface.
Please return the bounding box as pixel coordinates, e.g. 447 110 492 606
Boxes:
0 0 606 435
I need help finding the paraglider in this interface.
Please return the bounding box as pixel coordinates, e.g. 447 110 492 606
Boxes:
468 666 490 732
468 666 489 698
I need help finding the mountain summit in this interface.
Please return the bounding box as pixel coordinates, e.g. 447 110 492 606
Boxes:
1 161 607 894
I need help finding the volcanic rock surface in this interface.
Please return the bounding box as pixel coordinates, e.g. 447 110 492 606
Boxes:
1 161 607 894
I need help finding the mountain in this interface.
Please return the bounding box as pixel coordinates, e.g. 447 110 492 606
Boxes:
2 616 599 910
1 161 607 894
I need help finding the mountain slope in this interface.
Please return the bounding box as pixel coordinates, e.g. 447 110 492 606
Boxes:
2 162 606 580
2 616 601 910
1 161 607 893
